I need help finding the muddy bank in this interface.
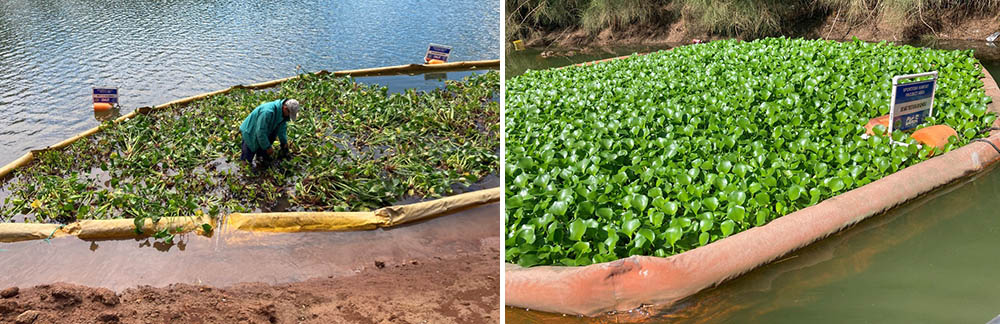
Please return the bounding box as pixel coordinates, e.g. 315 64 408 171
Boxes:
0 248 499 324
514 9 999 49
0 203 501 323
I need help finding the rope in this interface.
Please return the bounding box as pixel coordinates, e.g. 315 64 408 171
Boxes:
974 138 1000 156
43 224 65 244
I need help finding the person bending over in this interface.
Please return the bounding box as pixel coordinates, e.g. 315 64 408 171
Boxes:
239 98 299 167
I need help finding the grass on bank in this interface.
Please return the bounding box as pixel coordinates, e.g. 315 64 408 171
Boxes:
506 0 1000 41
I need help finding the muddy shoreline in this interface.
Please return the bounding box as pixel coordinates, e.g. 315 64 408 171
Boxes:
0 248 499 323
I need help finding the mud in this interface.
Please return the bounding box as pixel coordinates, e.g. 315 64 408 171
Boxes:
0 247 499 323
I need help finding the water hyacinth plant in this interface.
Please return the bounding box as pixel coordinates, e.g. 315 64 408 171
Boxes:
505 38 994 267
0 71 499 227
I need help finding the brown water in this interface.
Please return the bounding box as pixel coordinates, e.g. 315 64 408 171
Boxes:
0 202 499 291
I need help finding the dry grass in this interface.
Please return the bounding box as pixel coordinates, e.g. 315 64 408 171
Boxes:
506 0 1000 42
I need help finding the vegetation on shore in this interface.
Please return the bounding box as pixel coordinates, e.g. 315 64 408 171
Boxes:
506 0 999 43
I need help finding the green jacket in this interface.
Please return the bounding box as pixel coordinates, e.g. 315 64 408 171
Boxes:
239 99 289 152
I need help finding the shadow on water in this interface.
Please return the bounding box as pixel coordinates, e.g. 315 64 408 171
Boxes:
506 40 1000 323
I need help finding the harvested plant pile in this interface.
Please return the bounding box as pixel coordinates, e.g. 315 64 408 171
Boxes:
1 71 499 225
505 38 993 266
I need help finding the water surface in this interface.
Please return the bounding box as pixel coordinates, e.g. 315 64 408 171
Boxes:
0 0 499 165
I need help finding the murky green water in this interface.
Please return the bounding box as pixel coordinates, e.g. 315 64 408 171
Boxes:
506 40 1000 323
0 0 500 165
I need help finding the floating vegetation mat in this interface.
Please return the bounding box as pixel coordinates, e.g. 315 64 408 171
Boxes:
505 38 995 266
1 71 500 225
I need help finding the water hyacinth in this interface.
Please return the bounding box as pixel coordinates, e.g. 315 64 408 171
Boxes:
505 38 994 267
1 71 500 226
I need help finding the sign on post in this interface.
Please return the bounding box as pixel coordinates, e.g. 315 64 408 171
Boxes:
425 43 452 63
888 71 937 132
92 88 118 104
512 39 525 51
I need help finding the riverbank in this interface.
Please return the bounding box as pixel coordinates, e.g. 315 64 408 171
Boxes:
0 245 500 323
508 1 1000 49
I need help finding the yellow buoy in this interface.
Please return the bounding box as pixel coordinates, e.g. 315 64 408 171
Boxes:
427 59 445 65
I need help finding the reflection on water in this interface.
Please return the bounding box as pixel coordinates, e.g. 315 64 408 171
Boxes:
0 0 500 165
92 106 121 122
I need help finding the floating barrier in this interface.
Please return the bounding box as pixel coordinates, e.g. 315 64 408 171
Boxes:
93 103 113 111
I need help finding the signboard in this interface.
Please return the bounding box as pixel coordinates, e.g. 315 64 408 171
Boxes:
888 71 937 132
92 88 118 104
512 39 525 51
425 43 452 63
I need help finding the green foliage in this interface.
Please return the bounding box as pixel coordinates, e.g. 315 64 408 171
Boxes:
504 38 993 266
0 71 500 225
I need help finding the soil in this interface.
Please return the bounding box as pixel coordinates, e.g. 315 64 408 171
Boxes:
517 8 1000 49
0 247 500 324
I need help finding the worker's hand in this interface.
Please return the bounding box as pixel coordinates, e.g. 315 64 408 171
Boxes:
279 143 292 159
265 147 274 156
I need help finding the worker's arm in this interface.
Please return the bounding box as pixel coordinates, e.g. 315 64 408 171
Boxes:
255 110 274 153
277 121 288 148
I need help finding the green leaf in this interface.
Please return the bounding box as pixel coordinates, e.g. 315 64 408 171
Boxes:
632 194 649 212
637 228 656 243
702 197 720 211
788 185 805 201
547 201 569 216
720 220 735 237
622 218 641 237
568 220 586 241
727 205 746 223
729 191 747 205
664 226 683 247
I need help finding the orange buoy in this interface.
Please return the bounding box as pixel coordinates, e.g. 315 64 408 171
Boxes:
93 102 113 111
911 124 957 150
864 114 891 136
427 59 445 65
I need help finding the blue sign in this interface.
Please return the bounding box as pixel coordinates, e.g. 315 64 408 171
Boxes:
425 43 452 62
893 79 935 105
92 88 118 104
889 73 936 131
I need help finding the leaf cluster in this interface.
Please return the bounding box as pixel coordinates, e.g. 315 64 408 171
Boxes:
1 71 500 227
505 38 993 266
